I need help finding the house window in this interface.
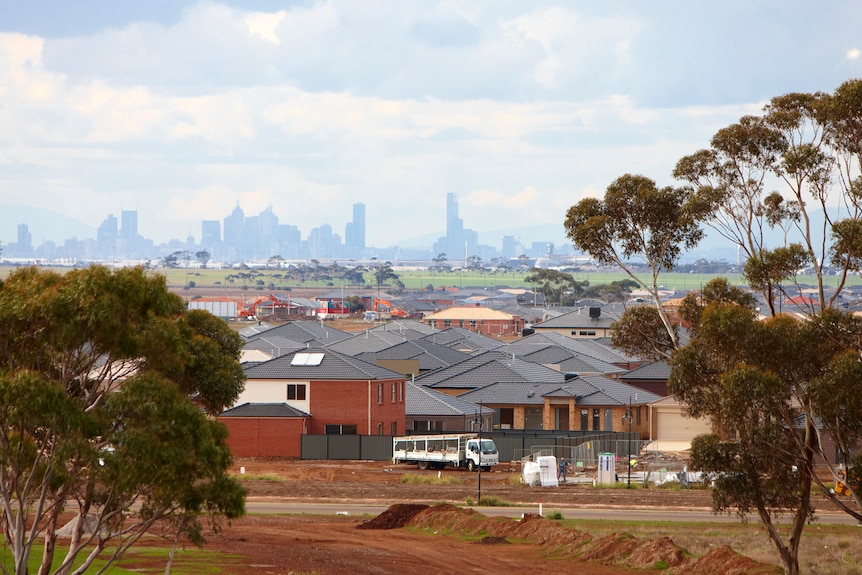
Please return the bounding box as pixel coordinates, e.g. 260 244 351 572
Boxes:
579 331 596 336
398 382 403 402
391 383 396 402
390 422 397 435
592 408 600 431
413 420 443 431
636 406 642 426
377 422 384 435
286 384 306 401
325 424 357 435
443 320 451 327
377 383 383 404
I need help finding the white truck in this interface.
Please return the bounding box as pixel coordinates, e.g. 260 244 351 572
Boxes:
392 433 499 472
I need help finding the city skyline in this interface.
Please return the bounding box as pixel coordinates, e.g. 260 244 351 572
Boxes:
1 196 566 263
1 2 860 250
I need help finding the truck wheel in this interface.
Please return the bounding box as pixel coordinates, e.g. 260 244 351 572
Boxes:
417 461 429 471
467 460 476 472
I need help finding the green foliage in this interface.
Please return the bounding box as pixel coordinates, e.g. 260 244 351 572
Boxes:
0 265 246 575
610 305 677 361
475 496 509 507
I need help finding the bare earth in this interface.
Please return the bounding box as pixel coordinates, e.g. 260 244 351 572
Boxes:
141 458 791 575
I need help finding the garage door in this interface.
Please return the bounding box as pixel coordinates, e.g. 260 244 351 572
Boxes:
654 408 711 441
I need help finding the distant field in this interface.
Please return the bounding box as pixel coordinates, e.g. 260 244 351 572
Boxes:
2 264 859 293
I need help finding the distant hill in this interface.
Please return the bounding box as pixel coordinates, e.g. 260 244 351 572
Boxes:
0 203 96 248
0 204 95 246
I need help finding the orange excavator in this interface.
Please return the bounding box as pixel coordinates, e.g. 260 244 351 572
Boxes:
239 294 292 319
373 297 409 318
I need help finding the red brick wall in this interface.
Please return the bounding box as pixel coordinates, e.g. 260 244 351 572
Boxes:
220 417 307 457
308 378 406 436
425 318 524 336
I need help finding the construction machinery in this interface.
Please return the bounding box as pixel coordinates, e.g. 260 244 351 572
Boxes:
238 294 293 319
373 297 409 319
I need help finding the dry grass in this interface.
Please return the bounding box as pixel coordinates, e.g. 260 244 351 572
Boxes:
567 518 862 575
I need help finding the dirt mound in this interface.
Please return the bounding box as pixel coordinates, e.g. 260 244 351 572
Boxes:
675 545 782 575
388 503 776 574
357 503 429 530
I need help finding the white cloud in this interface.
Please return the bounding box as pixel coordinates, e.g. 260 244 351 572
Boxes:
245 11 287 45
2 1 861 249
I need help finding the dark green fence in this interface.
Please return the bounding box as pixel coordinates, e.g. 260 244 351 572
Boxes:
301 430 635 462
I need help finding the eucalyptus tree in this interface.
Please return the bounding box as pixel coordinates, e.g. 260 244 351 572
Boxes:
674 79 862 315
670 284 862 575
0 266 246 575
523 267 584 306
564 173 711 351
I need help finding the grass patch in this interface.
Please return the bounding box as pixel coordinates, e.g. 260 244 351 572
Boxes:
545 510 564 520
0 542 243 574
475 496 510 507
234 472 282 481
400 472 463 485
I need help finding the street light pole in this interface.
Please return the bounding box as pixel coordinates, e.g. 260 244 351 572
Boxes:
622 397 633 488
475 406 483 503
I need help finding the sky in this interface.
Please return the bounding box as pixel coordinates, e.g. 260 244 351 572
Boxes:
1 1 861 250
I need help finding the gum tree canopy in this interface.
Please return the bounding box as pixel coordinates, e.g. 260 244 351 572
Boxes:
0 266 246 575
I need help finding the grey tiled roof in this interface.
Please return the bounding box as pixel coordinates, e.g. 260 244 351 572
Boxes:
219 402 309 417
238 322 277 339
533 307 621 329
406 383 489 416
415 352 565 390
620 361 671 381
241 320 353 346
455 375 662 407
367 319 438 336
419 327 505 355
518 332 639 365
500 341 625 376
242 336 306 358
356 339 470 372
243 347 404 381
324 330 411 356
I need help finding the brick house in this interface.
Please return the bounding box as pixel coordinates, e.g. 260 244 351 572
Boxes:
219 403 309 457
219 348 406 457
423 306 524 336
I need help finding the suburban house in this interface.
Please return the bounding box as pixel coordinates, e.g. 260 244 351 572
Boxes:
647 395 713 450
219 347 407 457
423 306 524 336
406 382 493 433
414 351 567 396
530 306 621 339
218 403 309 457
455 374 661 435
619 361 671 397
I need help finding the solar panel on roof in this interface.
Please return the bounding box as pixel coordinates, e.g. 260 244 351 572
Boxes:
291 352 325 366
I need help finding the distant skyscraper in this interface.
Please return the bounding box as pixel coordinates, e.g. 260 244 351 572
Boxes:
16 223 32 256
435 193 477 263
97 214 118 259
201 220 220 250
223 202 244 259
120 210 139 256
345 202 365 253
120 210 137 243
